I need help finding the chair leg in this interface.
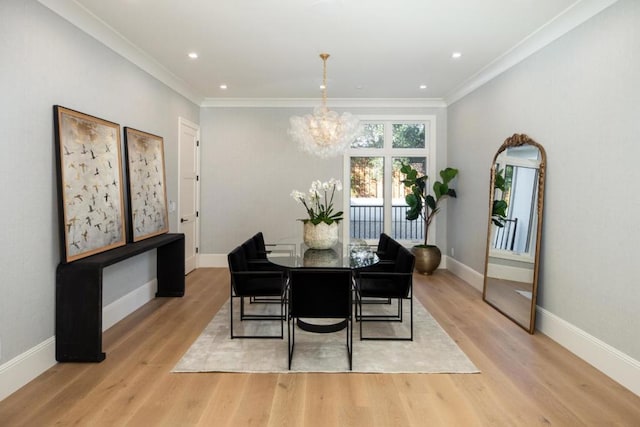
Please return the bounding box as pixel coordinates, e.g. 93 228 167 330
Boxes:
280 294 285 339
409 294 413 341
359 294 364 340
288 314 295 370
348 315 353 370
360 296 413 341
230 293 234 339
230 294 285 339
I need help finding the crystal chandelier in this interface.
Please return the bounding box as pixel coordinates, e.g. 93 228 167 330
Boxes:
288 53 360 159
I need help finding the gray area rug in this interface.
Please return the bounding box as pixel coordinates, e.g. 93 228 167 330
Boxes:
173 297 479 373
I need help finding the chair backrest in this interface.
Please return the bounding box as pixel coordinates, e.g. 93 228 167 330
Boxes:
228 246 248 273
289 269 352 318
377 233 391 254
384 237 401 261
394 246 416 274
241 238 259 260
391 247 415 298
252 232 268 259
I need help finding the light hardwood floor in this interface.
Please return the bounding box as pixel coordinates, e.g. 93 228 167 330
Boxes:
1 268 639 426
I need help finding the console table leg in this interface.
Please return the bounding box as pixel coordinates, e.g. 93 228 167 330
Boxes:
56 264 105 362
156 236 185 297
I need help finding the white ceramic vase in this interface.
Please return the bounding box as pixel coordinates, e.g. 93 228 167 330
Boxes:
303 221 339 250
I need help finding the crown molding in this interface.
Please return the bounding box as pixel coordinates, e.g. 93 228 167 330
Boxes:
200 98 447 108
37 0 203 106
444 0 619 105
38 0 617 109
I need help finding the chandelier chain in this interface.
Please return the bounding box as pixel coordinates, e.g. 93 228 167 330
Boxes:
320 53 329 111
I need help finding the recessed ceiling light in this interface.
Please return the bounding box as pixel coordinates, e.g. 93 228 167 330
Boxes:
188 52 198 59
419 84 427 90
319 84 326 90
219 84 228 90
451 52 462 59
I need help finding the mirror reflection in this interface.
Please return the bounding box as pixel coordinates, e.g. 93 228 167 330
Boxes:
483 134 546 333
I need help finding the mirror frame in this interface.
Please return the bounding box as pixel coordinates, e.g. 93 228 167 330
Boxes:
482 133 546 333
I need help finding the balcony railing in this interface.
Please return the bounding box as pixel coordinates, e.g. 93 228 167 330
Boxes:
350 205 424 241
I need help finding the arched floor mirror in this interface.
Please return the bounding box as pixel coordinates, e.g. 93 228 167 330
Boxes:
483 134 546 333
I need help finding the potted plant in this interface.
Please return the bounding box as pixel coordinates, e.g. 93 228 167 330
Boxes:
400 164 458 274
290 179 343 249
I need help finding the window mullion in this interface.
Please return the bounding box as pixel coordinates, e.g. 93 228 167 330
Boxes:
346 116 435 244
382 123 393 236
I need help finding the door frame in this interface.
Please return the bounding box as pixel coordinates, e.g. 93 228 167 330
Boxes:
178 117 200 272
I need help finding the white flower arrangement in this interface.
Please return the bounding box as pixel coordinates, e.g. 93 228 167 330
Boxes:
290 178 343 225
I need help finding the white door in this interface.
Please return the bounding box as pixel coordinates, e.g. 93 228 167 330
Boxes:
178 118 200 274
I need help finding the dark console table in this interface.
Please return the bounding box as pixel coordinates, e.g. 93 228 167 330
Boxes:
56 233 185 362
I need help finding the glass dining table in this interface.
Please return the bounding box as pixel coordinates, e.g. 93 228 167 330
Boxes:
267 242 380 333
267 242 380 270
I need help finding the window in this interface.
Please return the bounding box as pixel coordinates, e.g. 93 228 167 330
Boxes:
344 116 436 245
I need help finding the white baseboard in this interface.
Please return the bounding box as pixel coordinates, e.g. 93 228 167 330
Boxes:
102 279 157 331
0 279 158 402
486 262 534 283
0 337 55 402
198 253 228 268
445 256 484 292
446 257 640 397
536 307 640 397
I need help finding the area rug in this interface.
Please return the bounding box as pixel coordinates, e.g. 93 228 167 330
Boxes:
172 297 479 374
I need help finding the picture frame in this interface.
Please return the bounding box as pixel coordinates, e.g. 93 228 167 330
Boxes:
124 127 169 242
54 106 126 263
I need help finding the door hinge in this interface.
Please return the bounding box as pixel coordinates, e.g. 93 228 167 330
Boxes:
196 247 199 254
196 211 199 217
196 140 200 147
196 175 199 181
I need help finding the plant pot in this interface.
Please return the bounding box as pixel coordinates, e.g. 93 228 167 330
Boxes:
303 221 339 249
412 245 441 275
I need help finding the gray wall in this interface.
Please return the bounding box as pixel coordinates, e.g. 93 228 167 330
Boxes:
447 0 640 359
0 0 199 364
199 106 448 254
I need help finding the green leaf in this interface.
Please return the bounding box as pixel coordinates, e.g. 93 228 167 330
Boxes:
405 193 419 208
493 200 508 217
433 182 447 199
405 205 420 220
425 195 436 210
439 167 458 184
416 175 428 189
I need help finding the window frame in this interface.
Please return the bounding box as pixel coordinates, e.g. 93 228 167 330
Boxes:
342 115 437 246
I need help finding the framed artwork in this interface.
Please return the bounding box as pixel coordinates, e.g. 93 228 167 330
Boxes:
54 106 126 263
124 127 169 242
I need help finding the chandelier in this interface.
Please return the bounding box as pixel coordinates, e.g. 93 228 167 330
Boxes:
288 53 360 159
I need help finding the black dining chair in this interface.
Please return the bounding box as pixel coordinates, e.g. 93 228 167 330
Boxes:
287 269 354 370
241 232 293 272
362 233 398 273
227 246 287 339
242 234 273 270
354 246 415 341
375 233 391 258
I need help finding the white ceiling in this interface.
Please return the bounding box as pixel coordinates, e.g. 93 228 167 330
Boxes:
40 0 617 105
